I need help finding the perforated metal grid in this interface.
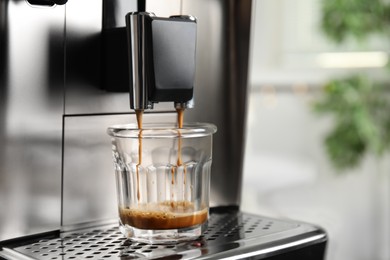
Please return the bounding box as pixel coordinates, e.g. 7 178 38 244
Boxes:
6 212 302 259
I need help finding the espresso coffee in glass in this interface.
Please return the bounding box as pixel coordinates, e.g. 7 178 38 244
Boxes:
107 123 216 244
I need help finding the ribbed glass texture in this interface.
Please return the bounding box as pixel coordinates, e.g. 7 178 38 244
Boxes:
108 123 216 243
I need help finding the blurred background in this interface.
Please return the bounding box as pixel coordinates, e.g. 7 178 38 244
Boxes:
242 0 390 260
1 0 389 259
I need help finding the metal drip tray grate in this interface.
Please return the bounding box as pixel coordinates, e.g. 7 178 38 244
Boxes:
1 211 327 259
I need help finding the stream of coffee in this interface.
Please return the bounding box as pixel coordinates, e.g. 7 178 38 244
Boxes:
135 108 185 200
176 107 187 190
176 107 184 165
135 109 143 201
172 107 185 185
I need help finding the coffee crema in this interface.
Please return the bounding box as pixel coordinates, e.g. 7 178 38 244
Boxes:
119 201 208 230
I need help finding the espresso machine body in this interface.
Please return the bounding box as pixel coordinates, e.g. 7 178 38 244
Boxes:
0 0 327 259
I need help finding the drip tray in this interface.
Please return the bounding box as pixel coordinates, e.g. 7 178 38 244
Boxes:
0 210 327 259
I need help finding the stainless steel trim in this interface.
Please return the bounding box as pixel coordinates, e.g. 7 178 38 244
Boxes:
0 247 34 260
102 0 138 29
182 0 252 207
126 11 197 111
203 233 327 260
66 0 253 210
0 0 64 241
126 12 154 110
170 15 197 21
0 212 327 260
1 0 258 247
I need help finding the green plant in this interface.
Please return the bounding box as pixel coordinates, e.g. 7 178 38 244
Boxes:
321 0 390 43
316 0 390 170
314 76 390 170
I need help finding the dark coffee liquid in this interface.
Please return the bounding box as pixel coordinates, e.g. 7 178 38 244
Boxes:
176 107 184 129
119 201 208 230
176 107 187 189
135 110 143 201
172 108 185 186
135 109 143 130
176 107 184 166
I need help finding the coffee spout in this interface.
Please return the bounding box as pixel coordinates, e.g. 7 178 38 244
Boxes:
125 12 197 110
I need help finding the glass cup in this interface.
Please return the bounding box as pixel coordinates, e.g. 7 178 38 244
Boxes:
107 122 217 244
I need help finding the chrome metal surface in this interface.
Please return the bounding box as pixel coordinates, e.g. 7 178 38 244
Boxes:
103 0 137 29
182 0 252 207
122 0 253 208
1 0 253 243
125 12 197 110
65 0 131 115
66 0 253 215
65 0 173 114
125 12 154 110
0 212 327 259
170 15 196 21
0 0 64 241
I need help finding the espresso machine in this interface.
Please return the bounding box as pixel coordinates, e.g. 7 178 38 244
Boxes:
0 0 327 259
